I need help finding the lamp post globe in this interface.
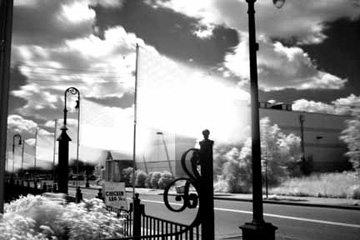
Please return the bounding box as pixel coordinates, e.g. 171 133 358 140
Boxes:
273 0 285 9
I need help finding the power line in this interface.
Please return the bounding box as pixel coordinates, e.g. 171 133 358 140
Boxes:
29 78 132 84
15 61 134 74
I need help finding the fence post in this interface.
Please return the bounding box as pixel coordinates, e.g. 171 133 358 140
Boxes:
199 129 214 240
132 193 142 237
75 186 83 203
96 189 104 200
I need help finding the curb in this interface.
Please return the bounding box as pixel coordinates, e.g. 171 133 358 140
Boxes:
214 196 360 211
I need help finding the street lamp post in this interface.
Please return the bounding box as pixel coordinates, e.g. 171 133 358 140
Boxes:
57 87 80 194
240 1 285 239
65 87 80 184
12 134 22 180
21 140 25 173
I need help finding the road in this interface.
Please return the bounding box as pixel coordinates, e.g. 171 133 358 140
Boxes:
71 187 360 240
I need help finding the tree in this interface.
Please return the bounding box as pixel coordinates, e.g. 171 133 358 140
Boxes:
215 117 302 193
340 109 360 172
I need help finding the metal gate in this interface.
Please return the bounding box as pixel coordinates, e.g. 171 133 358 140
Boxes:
106 130 214 240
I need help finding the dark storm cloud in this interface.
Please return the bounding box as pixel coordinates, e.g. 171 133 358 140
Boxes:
301 18 360 96
13 0 95 47
91 0 238 67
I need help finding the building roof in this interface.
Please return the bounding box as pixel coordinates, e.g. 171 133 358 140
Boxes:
106 150 132 160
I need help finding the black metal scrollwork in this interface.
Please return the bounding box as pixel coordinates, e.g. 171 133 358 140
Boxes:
163 148 202 225
66 87 79 95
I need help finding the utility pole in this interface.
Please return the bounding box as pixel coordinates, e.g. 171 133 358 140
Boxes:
0 0 14 214
299 114 306 174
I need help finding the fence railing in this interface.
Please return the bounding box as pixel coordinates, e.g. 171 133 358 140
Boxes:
106 193 201 240
105 130 214 240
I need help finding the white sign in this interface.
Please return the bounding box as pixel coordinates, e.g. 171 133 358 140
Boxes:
103 181 127 210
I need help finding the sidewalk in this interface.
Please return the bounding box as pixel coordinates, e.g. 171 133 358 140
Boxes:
126 187 360 210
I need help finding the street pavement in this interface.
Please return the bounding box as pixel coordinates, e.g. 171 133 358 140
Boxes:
70 184 360 210
70 185 360 240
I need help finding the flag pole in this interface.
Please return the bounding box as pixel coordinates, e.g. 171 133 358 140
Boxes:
34 127 38 175
132 43 139 198
53 119 57 180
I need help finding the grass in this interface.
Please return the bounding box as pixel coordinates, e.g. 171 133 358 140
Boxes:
270 171 360 199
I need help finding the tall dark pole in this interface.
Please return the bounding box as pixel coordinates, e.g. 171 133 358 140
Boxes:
12 134 22 174
247 0 263 224
57 87 79 194
34 127 38 172
21 140 25 173
299 114 306 173
240 0 282 239
0 0 14 213
132 43 139 198
57 126 71 194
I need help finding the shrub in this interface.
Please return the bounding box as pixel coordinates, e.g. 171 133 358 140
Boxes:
149 172 162 189
351 185 360 199
158 171 174 189
340 112 360 173
271 171 360 199
214 177 229 193
122 167 133 187
135 170 148 188
1 195 125 239
144 172 153 188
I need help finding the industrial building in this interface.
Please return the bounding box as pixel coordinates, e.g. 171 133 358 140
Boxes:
104 103 352 178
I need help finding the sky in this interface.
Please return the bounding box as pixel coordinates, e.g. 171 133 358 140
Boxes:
5 0 360 169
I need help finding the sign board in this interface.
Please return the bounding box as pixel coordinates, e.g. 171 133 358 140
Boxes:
103 181 127 210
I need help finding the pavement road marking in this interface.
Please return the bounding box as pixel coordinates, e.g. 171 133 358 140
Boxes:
141 199 360 229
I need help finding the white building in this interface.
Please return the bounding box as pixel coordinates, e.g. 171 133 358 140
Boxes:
109 104 352 176
259 103 351 172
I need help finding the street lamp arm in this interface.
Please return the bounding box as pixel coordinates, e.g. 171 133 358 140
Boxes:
64 87 80 126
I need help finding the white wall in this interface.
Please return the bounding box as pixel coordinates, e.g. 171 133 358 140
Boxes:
260 108 351 171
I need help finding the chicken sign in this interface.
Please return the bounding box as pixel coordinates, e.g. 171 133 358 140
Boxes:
103 181 127 210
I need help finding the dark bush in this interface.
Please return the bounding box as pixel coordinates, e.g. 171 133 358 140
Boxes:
135 169 148 188
122 167 133 187
149 172 162 189
158 171 174 189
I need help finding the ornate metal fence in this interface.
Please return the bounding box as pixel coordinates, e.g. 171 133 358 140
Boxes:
106 130 214 240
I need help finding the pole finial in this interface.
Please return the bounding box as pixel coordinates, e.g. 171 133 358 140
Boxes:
202 129 210 140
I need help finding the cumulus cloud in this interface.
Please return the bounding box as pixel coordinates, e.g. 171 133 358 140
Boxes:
222 38 347 91
90 0 125 8
152 0 358 91
292 94 360 115
11 26 141 121
7 115 38 134
8 0 360 156
292 99 338 114
152 0 360 44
